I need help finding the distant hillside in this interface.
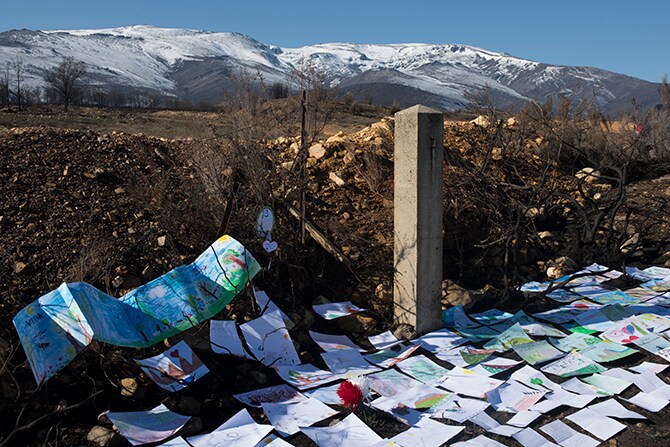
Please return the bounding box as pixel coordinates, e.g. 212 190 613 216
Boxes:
0 25 662 113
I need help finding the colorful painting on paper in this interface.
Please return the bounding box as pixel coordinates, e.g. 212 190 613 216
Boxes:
13 235 259 384
313 301 365 320
106 404 191 446
136 341 209 392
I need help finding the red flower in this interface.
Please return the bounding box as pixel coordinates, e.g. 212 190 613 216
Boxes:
337 380 363 412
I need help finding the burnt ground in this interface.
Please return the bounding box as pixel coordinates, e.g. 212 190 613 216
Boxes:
1 106 670 446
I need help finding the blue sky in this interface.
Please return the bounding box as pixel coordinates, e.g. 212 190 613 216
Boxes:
2 0 668 82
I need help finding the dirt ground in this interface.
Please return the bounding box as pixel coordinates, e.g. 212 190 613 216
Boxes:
1 105 670 447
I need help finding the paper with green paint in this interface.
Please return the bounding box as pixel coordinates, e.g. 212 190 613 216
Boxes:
13 235 259 384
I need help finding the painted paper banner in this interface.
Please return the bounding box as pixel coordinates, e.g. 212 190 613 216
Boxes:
14 235 259 383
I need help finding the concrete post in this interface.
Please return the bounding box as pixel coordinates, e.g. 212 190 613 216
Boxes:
393 105 444 335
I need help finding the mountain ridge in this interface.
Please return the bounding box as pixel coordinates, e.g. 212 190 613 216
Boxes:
0 25 660 113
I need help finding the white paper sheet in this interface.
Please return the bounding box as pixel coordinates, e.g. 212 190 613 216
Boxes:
413 328 468 354
512 428 560 447
390 417 464 447
369 331 402 350
452 434 507 447
587 399 645 419
540 351 605 377
240 310 300 367
469 357 522 377
364 343 421 368
512 340 564 365
389 382 455 412
434 345 473 367
254 289 294 329
274 364 340 390
437 366 504 398
435 396 490 423
370 395 426 426
581 373 631 394
300 413 382 447
539 420 600 447
507 410 542 428
158 436 191 447
136 341 209 392
262 438 293 447
483 323 534 353
560 377 611 396
210 320 253 358
188 410 276 447
321 348 380 377
486 381 545 413
396 354 450 384
189 422 274 447
261 397 338 437
624 392 669 412
549 332 602 353
313 301 365 320
302 383 345 405
469 411 521 437
630 361 668 374
470 309 514 325
158 437 190 447
510 365 562 392
565 408 626 440
233 384 305 407
367 368 423 398
602 368 665 392
107 404 191 446
309 330 364 352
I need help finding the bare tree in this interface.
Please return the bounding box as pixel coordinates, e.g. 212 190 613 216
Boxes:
13 57 24 111
43 57 86 111
0 62 9 107
660 75 670 109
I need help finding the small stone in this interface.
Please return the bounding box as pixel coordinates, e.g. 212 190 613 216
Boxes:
470 115 490 127
620 233 640 255
157 236 167 247
491 147 503 160
392 323 417 341
14 261 27 274
326 134 347 146
575 167 601 184
537 231 553 240
329 172 346 187
442 280 475 309
119 378 140 397
308 143 327 159
86 426 121 447
111 275 124 288
113 187 125 194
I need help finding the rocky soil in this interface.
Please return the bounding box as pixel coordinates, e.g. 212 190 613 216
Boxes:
1 108 670 446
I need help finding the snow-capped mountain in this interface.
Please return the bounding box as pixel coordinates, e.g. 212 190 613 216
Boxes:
0 25 660 112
